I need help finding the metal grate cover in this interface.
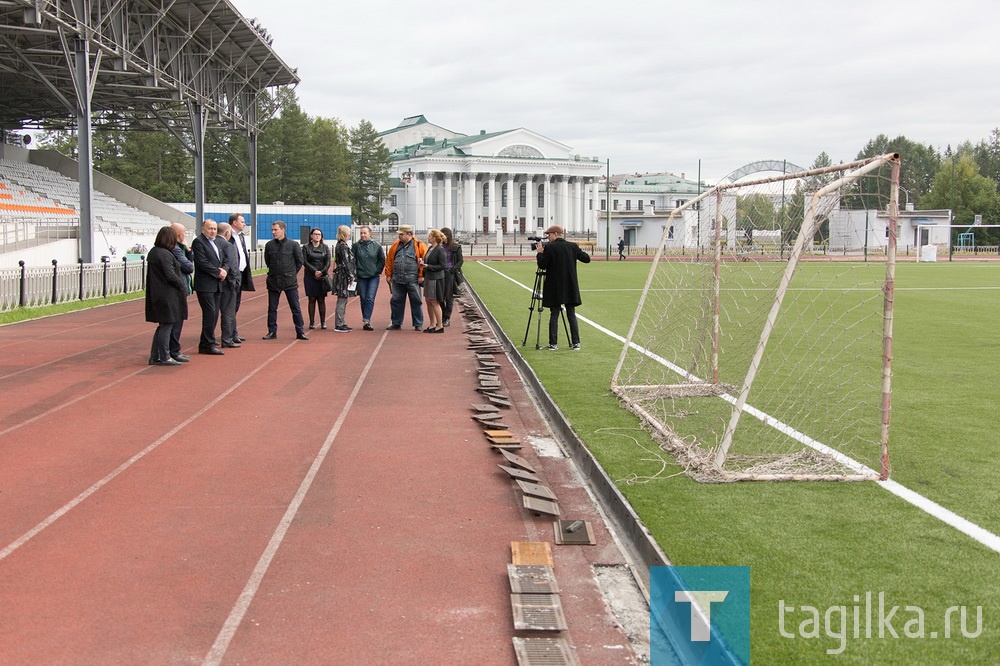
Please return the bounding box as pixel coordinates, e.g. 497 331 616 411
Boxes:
516 480 558 501
500 449 536 472
512 637 579 666
508 564 560 594
523 495 561 517
510 593 568 631
553 520 596 546
498 464 540 483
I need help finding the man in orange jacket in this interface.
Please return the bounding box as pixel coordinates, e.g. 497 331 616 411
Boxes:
384 225 428 330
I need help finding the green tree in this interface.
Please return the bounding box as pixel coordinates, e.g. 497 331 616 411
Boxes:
257 88 315 204
736 192 776 230
920 155 1000 244
311 117 352 205
855 134 941 208
348 119 391 226
972 128 1000 195
205 130 250 203
117 130 192 202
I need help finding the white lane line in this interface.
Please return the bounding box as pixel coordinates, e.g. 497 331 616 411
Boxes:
0 367 147 438
0 344 295 563
202 331 389 666
478 262 1000 554
0 329 150 382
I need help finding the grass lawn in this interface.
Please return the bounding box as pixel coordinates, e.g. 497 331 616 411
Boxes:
466 259 999 664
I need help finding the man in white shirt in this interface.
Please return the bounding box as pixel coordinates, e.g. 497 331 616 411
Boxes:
228 213 256 342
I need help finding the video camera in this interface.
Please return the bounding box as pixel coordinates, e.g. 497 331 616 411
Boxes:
528 235 547 251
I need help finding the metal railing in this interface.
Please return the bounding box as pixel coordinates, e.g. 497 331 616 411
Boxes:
0 250 267 313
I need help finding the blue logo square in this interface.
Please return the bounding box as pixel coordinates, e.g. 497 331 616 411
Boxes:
650 566 750 665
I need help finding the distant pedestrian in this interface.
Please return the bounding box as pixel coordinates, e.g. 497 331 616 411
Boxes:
302 227 331 330
353 225 385 331
228 213 255 342
217 222 242 348
617 236 626 261
384 225 427 331
146 226 189 366
262 220 308 341
441 227 463 327
191 219 230 356
421 229 448 333
332 225 356 332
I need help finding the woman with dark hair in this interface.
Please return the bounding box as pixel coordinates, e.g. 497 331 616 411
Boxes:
302 227 331 329
146 225 189 366
440 227 463 327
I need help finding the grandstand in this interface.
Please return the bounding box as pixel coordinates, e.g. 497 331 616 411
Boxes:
0 0 298 267
0 145 189 269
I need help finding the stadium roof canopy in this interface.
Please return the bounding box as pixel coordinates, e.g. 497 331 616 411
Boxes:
0 0 299 133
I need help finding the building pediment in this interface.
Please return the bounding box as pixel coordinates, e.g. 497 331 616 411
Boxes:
462 128 576 160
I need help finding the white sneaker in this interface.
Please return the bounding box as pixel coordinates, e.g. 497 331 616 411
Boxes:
541 344 558 350
571 343 581 350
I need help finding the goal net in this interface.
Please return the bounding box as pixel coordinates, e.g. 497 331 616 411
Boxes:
611 154 900 481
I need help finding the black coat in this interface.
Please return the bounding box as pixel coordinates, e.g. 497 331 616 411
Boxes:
145 246 188 323
219 237 242 292
264 237 303 292
191 233 229 293
537 238 590 308
230 232 256 292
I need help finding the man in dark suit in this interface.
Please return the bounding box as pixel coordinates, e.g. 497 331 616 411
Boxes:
191 219 230 355
217 222 242 348
536 224 591 351
228 213 255 342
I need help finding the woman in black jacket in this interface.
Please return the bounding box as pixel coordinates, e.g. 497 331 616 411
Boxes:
146 225 189 366
302 227 331 329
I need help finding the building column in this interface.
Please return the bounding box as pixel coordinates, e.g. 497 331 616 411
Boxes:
415 173 426 229
589 178 599 231
443 173 453 230
542 177 552 229
507 174 519 232
576 177 584 232
525 176 535 233
487 174 497 234
559 176 570 230
463 174 476 233
424 172 435 229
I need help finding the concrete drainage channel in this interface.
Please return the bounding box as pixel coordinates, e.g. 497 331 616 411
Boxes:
467 284 674 664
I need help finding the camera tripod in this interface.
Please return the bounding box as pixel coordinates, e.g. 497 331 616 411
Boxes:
522 269 569 349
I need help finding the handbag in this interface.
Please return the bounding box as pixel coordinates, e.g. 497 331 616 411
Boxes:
347 279 357 294
453 267 465 285
322 274 334 293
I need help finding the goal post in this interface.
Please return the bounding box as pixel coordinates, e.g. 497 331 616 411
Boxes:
611 153 900 482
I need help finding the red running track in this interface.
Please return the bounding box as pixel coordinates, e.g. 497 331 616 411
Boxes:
0 280 641 664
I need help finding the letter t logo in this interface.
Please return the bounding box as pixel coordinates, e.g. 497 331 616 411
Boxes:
675 590 730 641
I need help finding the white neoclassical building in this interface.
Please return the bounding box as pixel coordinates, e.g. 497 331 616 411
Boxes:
379 115 604 236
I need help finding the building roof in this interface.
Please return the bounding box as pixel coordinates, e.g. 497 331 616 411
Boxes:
613 173 705 194
0 0 298 133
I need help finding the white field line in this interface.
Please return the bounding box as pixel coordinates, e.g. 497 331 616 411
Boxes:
580 285 1000 293
479 263 1000 554
203 331 389 666
0 343 298 563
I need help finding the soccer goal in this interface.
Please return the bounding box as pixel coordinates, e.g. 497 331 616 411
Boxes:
611 154 900 481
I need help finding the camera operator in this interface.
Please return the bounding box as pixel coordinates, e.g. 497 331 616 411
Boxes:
535 225 591 350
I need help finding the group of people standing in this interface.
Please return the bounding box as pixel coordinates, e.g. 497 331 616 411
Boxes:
145 219 465 365
145 214 254 365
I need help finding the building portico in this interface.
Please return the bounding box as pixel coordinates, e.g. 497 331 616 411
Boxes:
380 116 603 235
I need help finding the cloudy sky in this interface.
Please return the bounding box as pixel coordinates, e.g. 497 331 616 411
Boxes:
234 0 1000 181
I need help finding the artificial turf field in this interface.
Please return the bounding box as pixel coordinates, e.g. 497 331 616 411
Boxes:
466 258 999 664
